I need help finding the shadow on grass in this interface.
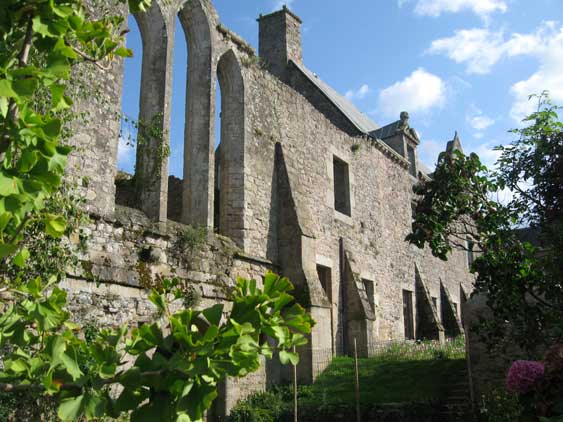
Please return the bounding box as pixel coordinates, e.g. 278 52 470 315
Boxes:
299 357 466 408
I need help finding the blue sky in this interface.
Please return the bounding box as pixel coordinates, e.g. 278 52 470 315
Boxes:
119 0 563 177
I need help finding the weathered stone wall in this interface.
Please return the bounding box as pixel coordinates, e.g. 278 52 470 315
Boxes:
243 60 474 352
61 0 476 416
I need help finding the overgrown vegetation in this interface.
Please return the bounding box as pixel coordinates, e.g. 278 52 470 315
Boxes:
230 337 466 421
407 92 562 355
176 225 208 253
407 92 563 420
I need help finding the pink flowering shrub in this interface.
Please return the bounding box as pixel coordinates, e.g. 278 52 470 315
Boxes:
506 360 545 394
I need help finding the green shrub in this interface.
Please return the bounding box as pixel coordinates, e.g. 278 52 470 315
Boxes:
229 390 287 422
479 387 523 422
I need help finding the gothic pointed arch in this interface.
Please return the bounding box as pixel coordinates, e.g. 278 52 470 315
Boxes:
131 0 174 221
216 49 245 246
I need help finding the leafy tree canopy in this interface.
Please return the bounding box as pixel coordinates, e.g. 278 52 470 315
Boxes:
407 92 562 354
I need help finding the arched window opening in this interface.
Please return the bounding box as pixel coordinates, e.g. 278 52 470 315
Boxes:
213 79 222 231
167 16 188 223
217 50 245 245
114 2 173 222
115 15 142 208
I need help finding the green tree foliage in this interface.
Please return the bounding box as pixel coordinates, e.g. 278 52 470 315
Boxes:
407 93 563 354
0 1 316 421
0 273 313 421
0 0 148 265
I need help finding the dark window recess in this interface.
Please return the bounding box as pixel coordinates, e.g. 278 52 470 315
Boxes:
317 264 332 301
411 202 416 224
432 297 438 312
403 290 415 340
460 286 468 327
453 302 458 317
407 145 417 177
362 279 375 312
467 238 475 267
333 156 351 216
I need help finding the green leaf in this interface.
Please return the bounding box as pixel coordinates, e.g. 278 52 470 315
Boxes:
12 78 38 98
13 247 30 268
45 215 66 237
114 47 133 58
83 392 106 419
60 351 83 381
148 291 166 313
0 96 8 117
0 79 17 99
0 212 11 231
43 119 62 139
33 16 55 38
0 243 17 259
58 395 84 421
279 350 299 366
202 304 223 326
18 149 39 173
50 84 72 112
0 172 19 196
128 0 152 14
131 397 175 422
115 387 148 412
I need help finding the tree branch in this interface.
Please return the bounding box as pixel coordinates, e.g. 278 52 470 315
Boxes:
71 46 112 71
0 15 34 157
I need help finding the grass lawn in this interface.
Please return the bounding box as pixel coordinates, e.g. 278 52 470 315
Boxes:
229 338 468 421
299 356 466 408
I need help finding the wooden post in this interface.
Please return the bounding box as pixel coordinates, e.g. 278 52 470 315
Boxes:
354 338 361 422
293 346 298 422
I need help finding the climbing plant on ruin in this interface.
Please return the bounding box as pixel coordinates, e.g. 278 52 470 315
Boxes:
407 92 563 355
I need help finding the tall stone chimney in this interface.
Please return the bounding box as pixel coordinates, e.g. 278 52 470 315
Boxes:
258 5 303 77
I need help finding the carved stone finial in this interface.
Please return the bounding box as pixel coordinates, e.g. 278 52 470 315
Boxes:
397 111 419 142
400 111 409 122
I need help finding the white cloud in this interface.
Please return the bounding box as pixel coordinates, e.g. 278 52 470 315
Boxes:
413 0 507 18
428 22 563 122
377 68 446 118
509 24 563 122
428 28 506 74
472 142 502 169
419 139 443 169
345 84 370 101
466 109 495 130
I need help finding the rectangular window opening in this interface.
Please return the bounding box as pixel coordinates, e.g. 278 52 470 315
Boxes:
402 290 415 340
316 264 332 302
407 145 417 177
333 156 351 216
362 279 375 312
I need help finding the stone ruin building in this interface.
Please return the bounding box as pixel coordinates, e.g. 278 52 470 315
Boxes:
64 0 475 417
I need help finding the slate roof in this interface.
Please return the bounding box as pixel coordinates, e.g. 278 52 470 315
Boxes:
289 60 435 178
370 120 401 140
289 60 380 134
